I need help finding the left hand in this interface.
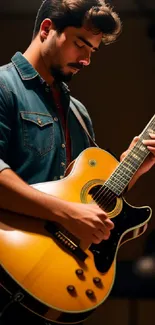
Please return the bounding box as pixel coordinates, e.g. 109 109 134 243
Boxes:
120 133 155 189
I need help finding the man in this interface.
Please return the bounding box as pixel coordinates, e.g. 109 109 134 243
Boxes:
0 0 155 324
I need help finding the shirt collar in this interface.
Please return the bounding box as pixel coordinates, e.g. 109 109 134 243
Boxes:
11 51 71 97
11 52 39 80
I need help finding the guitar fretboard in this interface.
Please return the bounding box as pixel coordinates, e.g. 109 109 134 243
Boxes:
104 115 155 197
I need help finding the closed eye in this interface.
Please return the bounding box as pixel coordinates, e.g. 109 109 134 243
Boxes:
74 41 85 49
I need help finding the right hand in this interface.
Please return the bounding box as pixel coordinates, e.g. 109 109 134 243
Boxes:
59 201 114 245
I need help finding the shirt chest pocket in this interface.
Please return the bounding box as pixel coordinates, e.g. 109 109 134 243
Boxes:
20 112 54 156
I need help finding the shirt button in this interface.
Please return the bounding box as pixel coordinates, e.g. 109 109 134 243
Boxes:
45 87 50 92
54 117 58 122
62 144 66 148
37 118 42 125
61 162 65 167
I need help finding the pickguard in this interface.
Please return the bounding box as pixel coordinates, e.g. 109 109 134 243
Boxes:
90 200 151 273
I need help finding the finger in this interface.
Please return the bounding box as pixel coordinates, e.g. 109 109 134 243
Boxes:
149 133 155 139
95 229 110 241
92 232 109 244
92 235 102 244
97 215 114 230
143 139 155 146
147 147 155 154
104 218 114 230
94 205 108 217
96 220 112 238
142 144 155 156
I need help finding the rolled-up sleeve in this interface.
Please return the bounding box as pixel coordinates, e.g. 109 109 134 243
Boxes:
0 81 12 171
0 158 10 172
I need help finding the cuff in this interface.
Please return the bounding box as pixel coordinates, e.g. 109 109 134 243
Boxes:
0 159 11 172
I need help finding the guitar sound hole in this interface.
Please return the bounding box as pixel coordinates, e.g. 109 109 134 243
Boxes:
89 185 117 213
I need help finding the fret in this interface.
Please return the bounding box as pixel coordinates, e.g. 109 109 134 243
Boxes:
104 115 155 196
132 144 149 158
122 161 137 174
110 170 131 183
110 174 131 186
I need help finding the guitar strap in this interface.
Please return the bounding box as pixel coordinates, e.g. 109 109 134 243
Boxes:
70 98 99 148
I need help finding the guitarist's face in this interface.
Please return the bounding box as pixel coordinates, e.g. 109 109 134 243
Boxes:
39 20 102 82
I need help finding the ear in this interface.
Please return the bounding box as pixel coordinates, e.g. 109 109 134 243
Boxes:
40 18 55 40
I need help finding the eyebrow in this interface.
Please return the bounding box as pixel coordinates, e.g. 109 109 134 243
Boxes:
77 36 99 52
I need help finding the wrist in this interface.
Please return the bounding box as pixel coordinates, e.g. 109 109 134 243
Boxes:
46 195 70 224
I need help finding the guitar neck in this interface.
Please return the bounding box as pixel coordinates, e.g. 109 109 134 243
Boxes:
104 115 155 197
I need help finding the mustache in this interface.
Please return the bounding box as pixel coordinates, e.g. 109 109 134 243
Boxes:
68 63 84 70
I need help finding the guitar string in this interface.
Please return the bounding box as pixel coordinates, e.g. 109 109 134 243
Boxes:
98 143 147 210
91 118 155 209
100 142 149 210
98 151 149 211
93 139 145 201
92 139 150 211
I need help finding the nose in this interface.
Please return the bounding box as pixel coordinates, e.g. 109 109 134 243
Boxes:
79 59 90 67
79 50 91 67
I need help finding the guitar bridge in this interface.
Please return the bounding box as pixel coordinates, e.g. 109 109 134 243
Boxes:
45 222 88 262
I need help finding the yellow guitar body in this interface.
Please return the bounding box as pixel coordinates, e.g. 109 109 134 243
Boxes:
0 147 151 323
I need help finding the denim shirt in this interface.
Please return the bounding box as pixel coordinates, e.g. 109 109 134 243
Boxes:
0 52 95 184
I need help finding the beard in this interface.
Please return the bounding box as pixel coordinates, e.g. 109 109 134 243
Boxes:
50 63 84 83
50 65 74 83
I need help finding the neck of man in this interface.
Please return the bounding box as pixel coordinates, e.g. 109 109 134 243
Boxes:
23 39 55 86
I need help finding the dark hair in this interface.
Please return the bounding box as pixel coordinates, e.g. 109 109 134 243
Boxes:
33 0 122 45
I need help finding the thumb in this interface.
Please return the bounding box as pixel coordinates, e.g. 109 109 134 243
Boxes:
128 136 139 150
120 136 140 161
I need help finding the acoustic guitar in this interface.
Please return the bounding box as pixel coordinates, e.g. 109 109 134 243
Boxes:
0 115 154 324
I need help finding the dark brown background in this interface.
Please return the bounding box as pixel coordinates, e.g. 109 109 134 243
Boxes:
0 13 155 325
